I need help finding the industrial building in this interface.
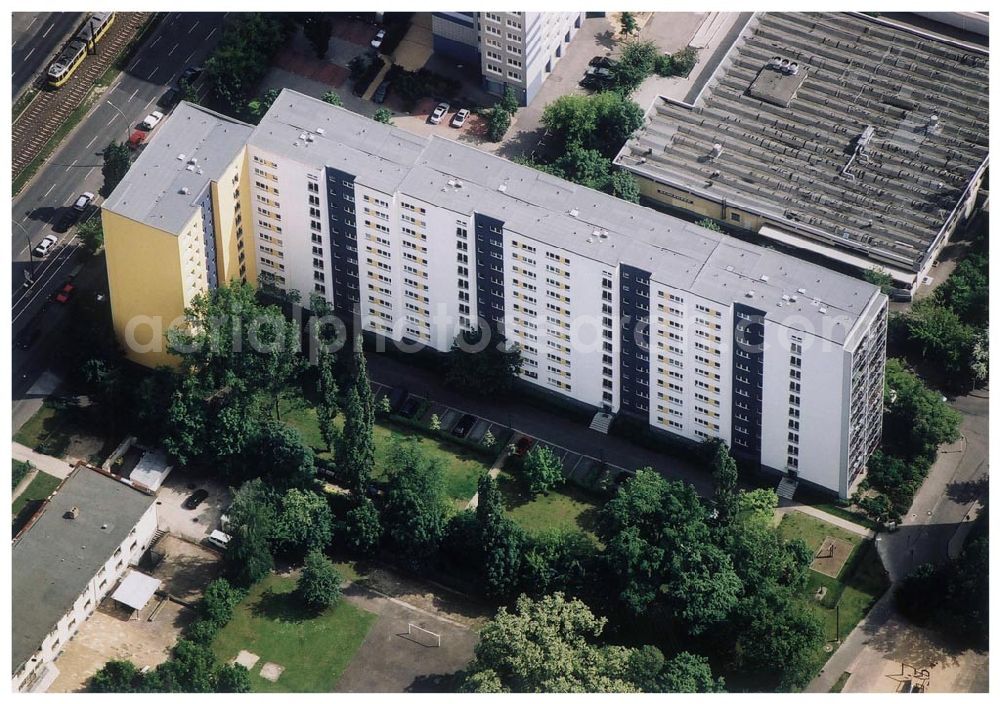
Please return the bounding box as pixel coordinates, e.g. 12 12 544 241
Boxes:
616 12 989 292
102 89 888 498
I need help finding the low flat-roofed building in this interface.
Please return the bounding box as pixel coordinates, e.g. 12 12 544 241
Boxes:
12 466 158 692
616 11 988 290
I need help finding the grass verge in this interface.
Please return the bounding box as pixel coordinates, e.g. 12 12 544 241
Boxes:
829 671 851 693
13 470 62 523
212 573 376 693
13 398 95 457
12 460 33 490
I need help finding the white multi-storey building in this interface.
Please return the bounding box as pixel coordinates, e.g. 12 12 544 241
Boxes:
431 11 585 105
104 90 888 498
245 90 887 497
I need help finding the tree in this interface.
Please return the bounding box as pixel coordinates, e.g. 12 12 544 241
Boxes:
101 141 131 197
486 106 512 142
297 548 343 610
272 488 334 559
519 529 598 599
154 639 219 692
461 593 644 692
542 91 643 157
554 145 613 191
214 664 251 693
445 327 523 396
521 444 564 496
709 440 739 526
339 384 375 497
246 88 279 122
619 12 639 36
200 578 244 626
178 78 198 103
696 217 722 232
863 267 894 294
225 519 274 587
609 40 658 95
382 442 448 566
476 474 523 597
203 14 292 114
77 216 104 253
611 169 640 202
482 429 496 448
903 299 977 379
90 660 142 692
934 252 987 327
373 107 393 124
499 84 520 114
430 413 441 431
249 421 316 489
321 90 343 106
302 14 332 59
541 94 598 149
341 497 382 555
316 348 339 452
659 652 725 693
882 358 961 460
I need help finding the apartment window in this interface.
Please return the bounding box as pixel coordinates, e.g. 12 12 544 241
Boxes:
507 58 522 68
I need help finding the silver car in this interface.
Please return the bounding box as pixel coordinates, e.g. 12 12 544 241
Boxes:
429 102 450 124
451 108 470 128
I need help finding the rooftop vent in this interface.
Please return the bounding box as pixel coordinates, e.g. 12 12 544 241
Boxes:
316 127 325 135
64 506 80 520
188 157 198 165
725 265 734 272
569 208 579 217
819 306 828 314
746 290 755 298
298 132 308 140
455 180 463 188
186 165 195 172
180 186 190 195
497 183 507 192
177 153 185 161
760 274 770 282
797 288 806 294
710 143 723 160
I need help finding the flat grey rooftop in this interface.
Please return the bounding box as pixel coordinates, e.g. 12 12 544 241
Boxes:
103 102 254 234
616 12 989 273
255 90 880 344
12 467 156 672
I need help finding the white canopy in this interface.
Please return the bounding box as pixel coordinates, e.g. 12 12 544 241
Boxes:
111 570 161 611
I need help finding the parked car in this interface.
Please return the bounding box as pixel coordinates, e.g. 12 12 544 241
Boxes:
140 111 164 130
450 108 470 128
15 327 41 350
371 28 386 49
54 280 75 304
589 55 616 68
398 396 421 419
372 80 390 104
207 530 231 550
32 234 58 257
452 413 477 438
157 87 179 110
514 436 535 457
183 488 209 510
387 386 408 413
179 65 203 84
581 66 613 88
72 192 94 212
429 102 449 124
128 129 147 150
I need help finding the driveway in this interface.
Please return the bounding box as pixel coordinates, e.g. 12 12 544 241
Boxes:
154 470 230 545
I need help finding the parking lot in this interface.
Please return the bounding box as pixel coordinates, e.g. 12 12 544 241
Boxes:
154 470 230 546
48 535 221 692
370 381 633 489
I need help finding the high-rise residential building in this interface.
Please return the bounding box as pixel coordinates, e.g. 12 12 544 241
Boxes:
431 11 585 105
103 90 887 498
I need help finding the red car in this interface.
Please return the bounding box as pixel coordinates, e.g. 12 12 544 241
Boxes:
514 436 535 457
54 281 75 304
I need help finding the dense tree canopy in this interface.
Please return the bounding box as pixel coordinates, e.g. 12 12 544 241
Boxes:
382 442 448 566
445 328 523 396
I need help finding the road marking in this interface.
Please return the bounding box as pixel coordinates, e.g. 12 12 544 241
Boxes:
148 66 159 81
25 47 36 61
130 58 143 72
86 167 95 179
85 133 101 149
129 87 140 102
43 184 56 197
107 117 118 127
189 20 200 34
41 23 54 38
168 42 178 56
149 36 161 49
144 97 155 111
27 16 38 29
64 159 78 173
206 27 217 40
185 50 196 63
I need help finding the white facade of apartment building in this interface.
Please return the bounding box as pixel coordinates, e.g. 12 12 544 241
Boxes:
238 91 887 497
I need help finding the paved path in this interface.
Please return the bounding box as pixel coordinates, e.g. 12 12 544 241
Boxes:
12 442 74 479
465 442 516 510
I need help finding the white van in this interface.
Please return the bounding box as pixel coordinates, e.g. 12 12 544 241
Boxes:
207 530 231 550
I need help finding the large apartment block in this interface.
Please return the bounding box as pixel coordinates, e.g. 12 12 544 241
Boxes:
432 11 584 105
103 90 887 497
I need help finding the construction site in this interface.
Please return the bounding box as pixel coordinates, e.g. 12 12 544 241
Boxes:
616 12 989 292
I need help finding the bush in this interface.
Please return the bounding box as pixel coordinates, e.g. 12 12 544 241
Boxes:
200 578 244 627
654 54 673 77
521 445 565 496
385 65 460 110
186 618 220 645
486 107 512 141
296 548 343 610
350 54 386 97
670 46 699 76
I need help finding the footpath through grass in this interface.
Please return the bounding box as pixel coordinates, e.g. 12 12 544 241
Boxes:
212 573 376 693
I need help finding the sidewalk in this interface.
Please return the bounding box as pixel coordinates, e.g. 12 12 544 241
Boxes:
12 442 74 480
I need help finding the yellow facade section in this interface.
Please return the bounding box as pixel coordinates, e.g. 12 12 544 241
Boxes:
210 148 256 285
636 177 766 232
102 209 203 368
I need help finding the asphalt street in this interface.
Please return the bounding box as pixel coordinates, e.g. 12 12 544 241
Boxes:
12 12 83 98
11 12 227 335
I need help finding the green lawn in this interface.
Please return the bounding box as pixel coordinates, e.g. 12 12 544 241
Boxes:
777 512 889 679
212 574 377 693
12 460 32 490
12 469 62 518
496 470 601 540
281 398 490 509
13 399 97 457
